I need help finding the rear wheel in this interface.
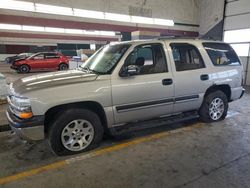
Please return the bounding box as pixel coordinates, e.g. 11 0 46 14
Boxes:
19 64 30 73
199 90 228 123
49 108 104 155
58 63 68 71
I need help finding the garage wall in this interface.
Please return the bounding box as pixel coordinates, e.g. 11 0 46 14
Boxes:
198 0 225 38
224 0 250 85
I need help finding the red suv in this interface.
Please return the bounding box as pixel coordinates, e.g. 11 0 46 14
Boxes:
11 52 69 73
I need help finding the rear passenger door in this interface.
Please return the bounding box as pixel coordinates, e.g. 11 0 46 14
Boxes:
168 43 210 113
44 53 60 69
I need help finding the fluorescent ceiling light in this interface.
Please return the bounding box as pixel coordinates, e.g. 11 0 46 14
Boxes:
65 29 83 34
105 13 131 22
100 31 116 36
131 16 154 24
74 9 104 19
83 30 100 35
0 23 118 37
90 44 96 50
0 24 22 30
230 43 250 57
0 0 35 11
45 27 65 33
224 29 250 43
154 18 174 26
22 25 45 32
35 3 73 16
0 2 174 27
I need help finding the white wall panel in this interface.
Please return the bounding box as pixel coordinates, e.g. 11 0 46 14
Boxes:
224 0 250 85
226 0 250 16
224 13 250 30
239 56 247 85
239 56 248 72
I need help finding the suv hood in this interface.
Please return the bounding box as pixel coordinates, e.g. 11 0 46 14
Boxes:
12 69 98 94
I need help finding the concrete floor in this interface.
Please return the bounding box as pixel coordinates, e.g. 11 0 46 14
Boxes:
0 88 250 187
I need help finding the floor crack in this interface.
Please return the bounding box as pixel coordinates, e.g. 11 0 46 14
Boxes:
174 152 250 188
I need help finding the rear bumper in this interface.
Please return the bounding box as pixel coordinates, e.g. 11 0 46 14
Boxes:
6 109 45 141
240 88 245 99
231 87 245 101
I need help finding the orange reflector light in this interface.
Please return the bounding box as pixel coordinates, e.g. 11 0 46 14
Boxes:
20 112 33 119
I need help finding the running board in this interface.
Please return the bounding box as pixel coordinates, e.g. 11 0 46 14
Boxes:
109 111 199 136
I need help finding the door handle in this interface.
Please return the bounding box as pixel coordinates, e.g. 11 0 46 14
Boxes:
200 74 209 81
162 78 173 85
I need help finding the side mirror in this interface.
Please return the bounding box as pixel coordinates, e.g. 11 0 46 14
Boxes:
120 65 140 77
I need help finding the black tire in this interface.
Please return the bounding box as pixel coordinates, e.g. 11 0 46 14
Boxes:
58 63 68 71
48 108 104 156
199 90 228 123
18 64 30 73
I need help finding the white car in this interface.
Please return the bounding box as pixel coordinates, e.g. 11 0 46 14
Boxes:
6 38 245 155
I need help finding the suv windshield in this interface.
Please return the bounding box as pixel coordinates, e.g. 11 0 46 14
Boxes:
81 43 131 74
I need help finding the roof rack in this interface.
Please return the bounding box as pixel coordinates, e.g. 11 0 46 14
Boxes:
156 36 220 41
157 36 199 40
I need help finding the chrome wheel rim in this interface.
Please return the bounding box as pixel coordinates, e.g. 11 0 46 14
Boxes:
209 98 225 120
61 119 94 151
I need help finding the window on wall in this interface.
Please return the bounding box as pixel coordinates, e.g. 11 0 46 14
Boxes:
224 28 250 57
170 43 205 71
224 29 250 43
230 43 250 57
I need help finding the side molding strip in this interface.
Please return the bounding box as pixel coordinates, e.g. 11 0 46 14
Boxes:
116 95 199 113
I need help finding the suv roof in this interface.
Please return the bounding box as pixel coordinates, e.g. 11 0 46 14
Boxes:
110 38 224 46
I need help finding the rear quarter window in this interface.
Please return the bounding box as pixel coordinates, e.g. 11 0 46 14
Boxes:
203 42 241 66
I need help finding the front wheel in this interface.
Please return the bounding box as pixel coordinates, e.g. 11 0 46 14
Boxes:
18 64 30 73
199 90 228 123
49 109 104 155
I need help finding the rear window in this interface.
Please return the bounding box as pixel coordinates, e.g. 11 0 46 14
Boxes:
203 42 241 66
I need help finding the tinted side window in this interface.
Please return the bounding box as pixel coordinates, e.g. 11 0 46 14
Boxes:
124 44 168 75
33 54 44 60
203 43 241 66
45 53 60 59
170 43 205 71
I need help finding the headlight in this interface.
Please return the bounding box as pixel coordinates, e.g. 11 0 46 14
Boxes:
12 96 31 108
8 95 33 119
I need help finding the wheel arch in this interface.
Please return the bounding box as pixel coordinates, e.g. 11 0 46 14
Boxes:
44 101 108 136
204 84 231 101
19 64 31 73
59 62 68 66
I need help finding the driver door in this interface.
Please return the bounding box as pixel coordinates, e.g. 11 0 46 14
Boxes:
111 43 174 124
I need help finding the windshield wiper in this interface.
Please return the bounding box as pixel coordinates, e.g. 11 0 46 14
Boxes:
89 69 106 75
81 67 105 75
81 67 91 73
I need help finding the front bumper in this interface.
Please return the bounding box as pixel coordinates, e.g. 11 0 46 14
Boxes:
10 65 19 70
6 109 45 141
